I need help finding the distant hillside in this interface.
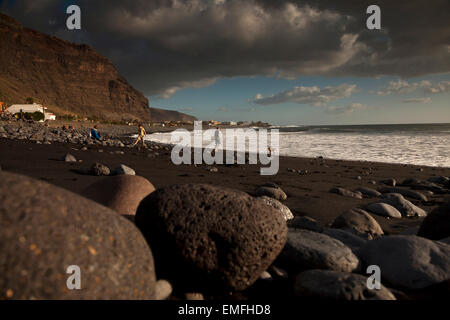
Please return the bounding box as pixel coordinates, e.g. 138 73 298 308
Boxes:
0 13 151 121
149 107 197 122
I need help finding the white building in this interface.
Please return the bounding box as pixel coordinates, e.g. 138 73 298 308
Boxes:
6 104 56 120
45 113 56 121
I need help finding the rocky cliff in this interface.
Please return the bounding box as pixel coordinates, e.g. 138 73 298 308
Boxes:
0 13 151 121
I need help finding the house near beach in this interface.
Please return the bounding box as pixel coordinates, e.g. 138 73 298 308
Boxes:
6 103 56 121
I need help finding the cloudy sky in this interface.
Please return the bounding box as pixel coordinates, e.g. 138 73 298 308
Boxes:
1 0 449 125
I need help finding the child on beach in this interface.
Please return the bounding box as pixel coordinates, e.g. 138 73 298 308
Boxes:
132 124 147 148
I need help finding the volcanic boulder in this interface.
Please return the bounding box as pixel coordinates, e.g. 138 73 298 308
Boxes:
135 184 288 291
0 172 156 300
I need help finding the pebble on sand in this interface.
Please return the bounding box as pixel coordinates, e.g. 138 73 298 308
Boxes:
279 229 360 273
329 187 363 200
331 208 384 240
366 202 402 218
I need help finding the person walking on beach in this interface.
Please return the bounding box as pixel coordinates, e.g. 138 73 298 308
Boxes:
132 124 147 148
90 125 101 141
214 127 221 152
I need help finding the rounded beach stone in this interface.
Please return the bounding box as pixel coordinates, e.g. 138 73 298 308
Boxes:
288 216 323 233
379 187 428 202
295 270 396 300
331 208 384 239
358 235 450 290
258 196 294 221
114 164 136 176
255 185 287 201
354 187 381 198
63 153 77 162
379 193 427 217
279 229 359 273
329 187 362 199
417 202 450 240
323 228 367 253
154 280 173 300
0 172 156 300
89 162 110 176
366 202 402 218
81 175 155 216
135 184 288 291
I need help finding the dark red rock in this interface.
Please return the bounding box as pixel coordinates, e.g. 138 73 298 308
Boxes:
81 175 155 216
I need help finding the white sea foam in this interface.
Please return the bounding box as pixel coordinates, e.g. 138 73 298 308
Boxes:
145 128 450 168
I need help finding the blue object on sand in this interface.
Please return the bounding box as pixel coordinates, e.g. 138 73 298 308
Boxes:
91 129 101 140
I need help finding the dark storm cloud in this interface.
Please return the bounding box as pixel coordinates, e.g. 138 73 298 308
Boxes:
2 0 449 98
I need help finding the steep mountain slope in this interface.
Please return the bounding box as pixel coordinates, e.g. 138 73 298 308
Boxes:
0 13 150 121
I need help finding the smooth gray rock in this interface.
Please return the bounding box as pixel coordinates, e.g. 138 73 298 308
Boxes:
279 229 360 273
355 187 381 198
379 187 428 202
428 176 449 186
63 153 77 162
115 164 136 176
366 202 402 218
295 270 396 300
359 235 450 290
439 237 450 245
288 216 323 233
323 228 367 253
258 196 293 221
401 179 447 194
255 185 287 201
329 187 362 199
331 208 384 239
380 193 427 217
154 280 172 300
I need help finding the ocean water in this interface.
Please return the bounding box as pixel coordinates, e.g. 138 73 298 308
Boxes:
145 123 450 168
